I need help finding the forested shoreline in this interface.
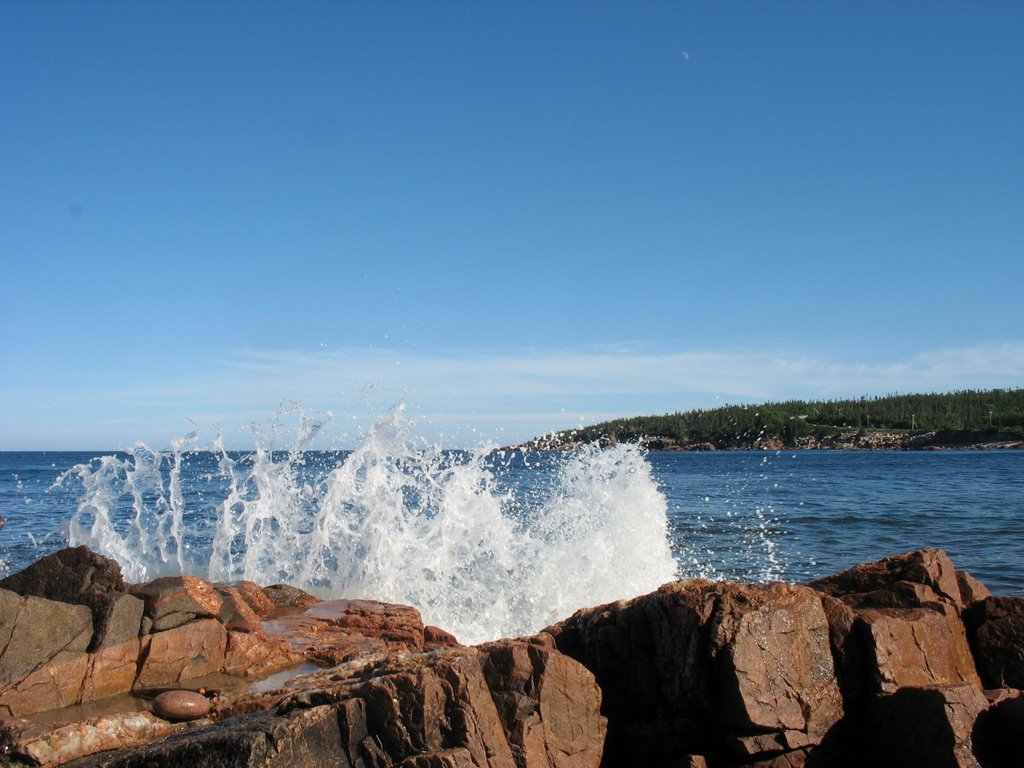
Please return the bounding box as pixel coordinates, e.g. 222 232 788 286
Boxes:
524 388 1024 451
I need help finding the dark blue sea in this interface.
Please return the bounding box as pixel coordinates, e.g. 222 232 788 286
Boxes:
1 445 1021 641
654 450 1024 594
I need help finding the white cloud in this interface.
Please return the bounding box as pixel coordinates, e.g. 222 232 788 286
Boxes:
2 341 1022 449
209 340 1024 404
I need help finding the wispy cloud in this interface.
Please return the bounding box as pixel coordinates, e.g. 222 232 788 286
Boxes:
2 341 1022 449
206 340 1024 405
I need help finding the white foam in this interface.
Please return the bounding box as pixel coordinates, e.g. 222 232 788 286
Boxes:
63 405 678 644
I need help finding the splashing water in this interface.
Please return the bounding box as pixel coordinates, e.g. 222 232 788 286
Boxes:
60 406 678 643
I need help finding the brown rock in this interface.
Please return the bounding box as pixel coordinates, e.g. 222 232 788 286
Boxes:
64 704 344 768
0 590 93 683
0 651 90 717
855 602 981 694
424 624 461 648
152 689 212 721
845 579 948 610
0 548 135 662
548 580 842 765
710 583 842 739
335 696 388 766
356 651 517 768
223 580 278 617
223 628 304 679
400 749 479 767
726 731 805 760
0 546 125 603
480 639 606 768
306 598 424 645
964 596 1024 689
974 688 1024 768
809 548 963 608
79 592 145 651
260 583 320 613
214 584 262 626
69 642 605 768
956 571 993 606
81 639 141 702
130 576 224 631
818 593 868 705
264 598 426 666
134 618 227 689
0 590 142 716
226 619 260 633
870 684 989 768
7 711 185 767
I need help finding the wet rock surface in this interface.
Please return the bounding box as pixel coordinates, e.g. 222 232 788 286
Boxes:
1 546 1021 767
37 638 605 768
0 549 306 721
263 598 446 667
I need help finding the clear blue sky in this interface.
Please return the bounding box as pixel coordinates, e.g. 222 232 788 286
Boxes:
2 1 1022 450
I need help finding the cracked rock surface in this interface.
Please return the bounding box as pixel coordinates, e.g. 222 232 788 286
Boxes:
3 546 1023 768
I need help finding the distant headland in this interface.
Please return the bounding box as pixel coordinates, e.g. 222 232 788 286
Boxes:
515 388 1024 451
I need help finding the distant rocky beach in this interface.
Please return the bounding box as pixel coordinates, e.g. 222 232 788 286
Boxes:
515 429 1024 453
1 545 1021 767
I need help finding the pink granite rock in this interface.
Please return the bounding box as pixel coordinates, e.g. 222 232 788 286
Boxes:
222 628 303 679
856 602 982 694
81 639 141 703
4 711 184 767
264 598 428 666
130 576 224 631
134 618 227 689
221 580 278 617
808 548 963 608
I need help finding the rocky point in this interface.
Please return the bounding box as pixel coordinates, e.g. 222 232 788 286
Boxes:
0 546 1020 767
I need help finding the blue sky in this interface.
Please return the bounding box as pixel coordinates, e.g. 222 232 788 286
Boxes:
2 1 1022 450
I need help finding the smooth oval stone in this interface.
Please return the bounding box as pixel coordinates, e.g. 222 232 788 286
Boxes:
152 690 211 721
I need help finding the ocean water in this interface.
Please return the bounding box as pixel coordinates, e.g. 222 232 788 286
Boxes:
658 449 1024 594
1 415 1021 643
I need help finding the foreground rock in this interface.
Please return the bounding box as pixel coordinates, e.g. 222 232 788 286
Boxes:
2 547 1022 767
264 598 451 666
3 638 605 768
0 549 466 723
964 596 1024 689
546 548 1019 767
547 580 844 766
0 549 307 720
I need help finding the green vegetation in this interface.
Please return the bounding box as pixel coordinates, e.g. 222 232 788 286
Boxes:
547 388 1024 449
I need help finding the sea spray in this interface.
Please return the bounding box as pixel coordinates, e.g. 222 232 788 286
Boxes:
61 406 679 643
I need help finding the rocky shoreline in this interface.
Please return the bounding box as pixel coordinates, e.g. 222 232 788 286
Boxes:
1 547 1021 767
515 430 1024 452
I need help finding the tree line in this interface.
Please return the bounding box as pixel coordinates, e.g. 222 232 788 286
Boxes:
551 388 1024 446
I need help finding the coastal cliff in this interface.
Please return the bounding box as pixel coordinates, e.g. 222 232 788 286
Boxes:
1 547 1020 767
